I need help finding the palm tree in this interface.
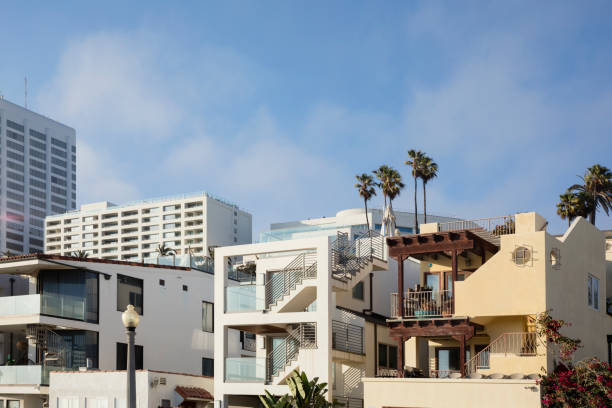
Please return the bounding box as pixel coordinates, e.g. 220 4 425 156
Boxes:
355 173 377 230
156 243 175 257
1 250 15 258
373 165 393 208
385 168 404 210
71 250 89 259
419 154 438 224
405 149 426 233
569 164 612 225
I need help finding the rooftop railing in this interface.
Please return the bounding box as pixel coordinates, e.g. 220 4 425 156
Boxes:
437 216 515 236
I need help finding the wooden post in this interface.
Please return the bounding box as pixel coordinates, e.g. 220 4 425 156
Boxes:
453 334 466 377
451 250 457 314
397 256 405 317
397 336 405 378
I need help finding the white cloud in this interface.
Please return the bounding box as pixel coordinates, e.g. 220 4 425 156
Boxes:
77 142 141 204
37 31 183 140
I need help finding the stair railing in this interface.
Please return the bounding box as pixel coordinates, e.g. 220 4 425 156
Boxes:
465 332 538 375
264 252 317 310
266 323 317 382
331 230 385 281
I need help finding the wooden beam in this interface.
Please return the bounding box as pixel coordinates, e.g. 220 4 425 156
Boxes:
453 335 466 377
397 256 405 318
397 336 406 378
388 240 474 257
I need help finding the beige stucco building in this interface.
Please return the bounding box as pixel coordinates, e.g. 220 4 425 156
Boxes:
363 212 612 408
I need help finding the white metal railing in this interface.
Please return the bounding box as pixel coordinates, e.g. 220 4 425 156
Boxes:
264 252 317 309
391 290 453 319
266 323 317 381
437 216 515 236
430 369 461 378
465 332 538 375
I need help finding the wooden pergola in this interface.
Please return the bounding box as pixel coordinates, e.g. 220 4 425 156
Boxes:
385 230 498 377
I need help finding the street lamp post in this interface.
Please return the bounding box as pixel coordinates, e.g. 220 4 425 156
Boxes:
122 305 140 408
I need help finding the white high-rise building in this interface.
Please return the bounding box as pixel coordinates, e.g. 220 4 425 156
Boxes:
0 98 76 255
44 192 252 261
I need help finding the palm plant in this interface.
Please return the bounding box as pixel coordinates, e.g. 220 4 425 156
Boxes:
260 370 340 408
71 250 89 259
557 191 590 226
385 168 404 210
405 149 426 233
1 250 15 258
373 165 393 208
419 155 438 224
156 243 175 257
355 173 377 230
569 164 612 225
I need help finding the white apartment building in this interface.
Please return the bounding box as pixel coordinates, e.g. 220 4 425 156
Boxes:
0 254 248 408
215 217 420 408
260 208 456 242
44 192 252 261
0 98 77 255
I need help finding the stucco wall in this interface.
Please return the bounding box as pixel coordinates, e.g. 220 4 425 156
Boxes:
362 377 541 408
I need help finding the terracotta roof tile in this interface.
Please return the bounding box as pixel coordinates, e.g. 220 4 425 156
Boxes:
175 386 213 400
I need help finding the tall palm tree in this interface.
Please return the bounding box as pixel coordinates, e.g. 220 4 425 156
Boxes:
71 250 89 259
373 165 393 208
355 173 377 230
405 149 426 233
557 192 588 226
569 164 612 225
156 243 175 257
420 155 438 224
384 168 404 210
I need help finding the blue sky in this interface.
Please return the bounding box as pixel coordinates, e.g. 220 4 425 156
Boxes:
1 1 612 237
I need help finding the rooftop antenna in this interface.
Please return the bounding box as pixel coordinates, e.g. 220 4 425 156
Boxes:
24 76 28 108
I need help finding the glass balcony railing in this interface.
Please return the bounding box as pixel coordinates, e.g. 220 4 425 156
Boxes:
225 285 265 312
0 294 41 316
41 293 86 321
225 357 266 382
0 365 77 385
142 255 214 274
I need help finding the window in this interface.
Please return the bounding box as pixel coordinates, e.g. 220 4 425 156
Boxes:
159 279 165 286
7 120 24 132
588 275 600 311
202 357 214 376
117 274 143 314
202 301 213 332
39 269 99 323
30 128 47 141
352 281 364 300
512 246 531 266
183 285 188 292
116 343 143 370
378 343 398 370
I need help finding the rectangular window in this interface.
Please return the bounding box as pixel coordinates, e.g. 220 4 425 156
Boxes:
163 204 180 211
7 139 24 152
52 156 67 167
30 128 47 141
202 301 214 332
30 139 47 151
588 275 600 311
116 343 143 370
7 120 25 132
7 160 25 172
7 181 24 192
117 274 144 314
352 280 364 300
378 344 388 368
52 138 67 149
52 147 67 158
202 357 214 376
30 148 46 160
39 269 99 323
7 171 25 182
8 150 25 162
7 129 24 142
30 158 46 169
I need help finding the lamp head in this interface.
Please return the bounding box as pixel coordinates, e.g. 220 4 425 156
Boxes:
122 304 140 329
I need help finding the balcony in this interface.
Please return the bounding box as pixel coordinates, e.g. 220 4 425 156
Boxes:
391 290 453 319
0 294 41 316
225 285 265 312
332 320 364 354
225 357 266 382
334 396 363 408
0 365 76 386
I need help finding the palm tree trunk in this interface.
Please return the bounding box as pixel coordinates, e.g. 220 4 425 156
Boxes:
590 209 596 225
423 182 427 224
364 198 370 230
414 175 419 233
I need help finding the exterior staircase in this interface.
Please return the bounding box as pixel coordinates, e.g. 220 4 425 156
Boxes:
265 252 317 312
464 332 538 376
331 230 387 291
26 324 67 368
266 323 317 384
